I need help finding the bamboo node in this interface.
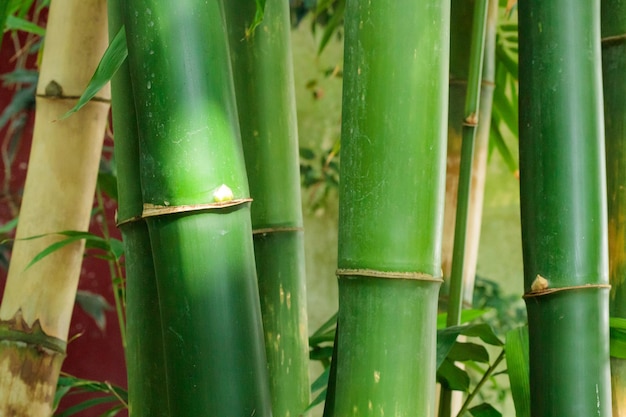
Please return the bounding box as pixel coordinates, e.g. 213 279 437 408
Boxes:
523 282 611 299
336 268 443 282
0 310 66 354
252 226 304 235
463 112 479 126
44 80 63 98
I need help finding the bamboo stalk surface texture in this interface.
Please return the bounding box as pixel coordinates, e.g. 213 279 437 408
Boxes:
123 0 272 415
329 0 450 415
519 0 612 415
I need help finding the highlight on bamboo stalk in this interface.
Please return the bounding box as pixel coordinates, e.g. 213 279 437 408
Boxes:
121 0 272 415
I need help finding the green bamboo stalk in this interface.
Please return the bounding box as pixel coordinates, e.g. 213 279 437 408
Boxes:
439 1 496 414
327 0 450 415
122 0 271 415
223 2 310 416
445 0 488 334
0 1 110 414
107 1 169 415
519 0 612 415
601 0 626 414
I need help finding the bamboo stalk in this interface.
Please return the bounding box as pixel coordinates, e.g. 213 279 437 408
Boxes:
0 1 110 415
223 1 310 416
122 0 272 414
327 0 450 415
519 0 612 415
601 0 626 414
107 1 169 415
439 1 496 414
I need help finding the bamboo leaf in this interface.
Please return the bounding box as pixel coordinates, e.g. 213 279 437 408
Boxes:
468 402 502 417
62 26 127 118
609 320 626 359
23 231 116 269
437 309 488 329
75 290 114 331
5 15 45 35
461 323 503 346
489 114 517 172
0 217 18 234
437 359 470 391
505 326 530 417
317 0 344 55
55 396 120 417
447 342 490 363
311 366 330 392
310 312 338 340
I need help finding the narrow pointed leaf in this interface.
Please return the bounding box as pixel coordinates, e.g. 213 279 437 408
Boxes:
468 403 502 417
62 27 127 118
5 15 45 35
505 326 530 417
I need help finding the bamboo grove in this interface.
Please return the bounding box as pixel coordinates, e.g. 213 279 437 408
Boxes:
0 0 625 416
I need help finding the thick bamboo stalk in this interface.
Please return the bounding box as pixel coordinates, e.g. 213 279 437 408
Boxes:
123 0 272 414
107 1 169 415
328 0 450 415
223 1 310 416
519 0 612 415
601 0 626 414
0 1 110 415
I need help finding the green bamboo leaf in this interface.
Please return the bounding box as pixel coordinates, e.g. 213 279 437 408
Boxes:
23 231 114 270
310 312 338 340
304 389 327 413
1 1 10 33
0 217 18 234
98 172 119 201
468 402 502 417
437 309 488 329
447 342 490 363
461 323 503 346
310 346 334 361
76 290 114 331
610 317 626 329
489 114 517 172
108 238 124 261
610 327 626 359
611 318 626 359
55 396 120 417
437 359 470 391
317 0 344 55
5 15 45 35
25 234 88 270
311 366 330 392
62 26 127 118
505 326 530 417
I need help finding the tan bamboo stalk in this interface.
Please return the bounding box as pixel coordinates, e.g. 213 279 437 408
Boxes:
0 1 110 415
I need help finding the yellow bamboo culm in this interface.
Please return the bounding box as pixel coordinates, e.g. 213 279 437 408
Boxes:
0 0 110 415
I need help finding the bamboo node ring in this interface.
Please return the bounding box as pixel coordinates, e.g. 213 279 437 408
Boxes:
253 226 304 235
142 198 252 218
336 268 443 283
